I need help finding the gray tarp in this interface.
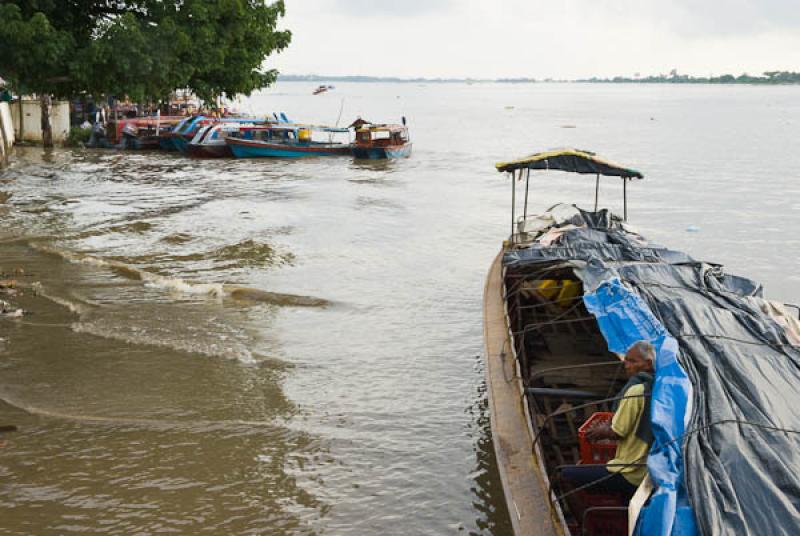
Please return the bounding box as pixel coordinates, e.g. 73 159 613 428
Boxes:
503 208 800 535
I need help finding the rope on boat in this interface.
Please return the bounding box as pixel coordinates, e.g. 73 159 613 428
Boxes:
529 393 649 455
552 418 800 505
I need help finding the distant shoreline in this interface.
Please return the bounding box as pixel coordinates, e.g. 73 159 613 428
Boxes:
278 72 800 85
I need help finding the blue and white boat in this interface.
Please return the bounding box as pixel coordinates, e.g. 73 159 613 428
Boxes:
226 125 352 158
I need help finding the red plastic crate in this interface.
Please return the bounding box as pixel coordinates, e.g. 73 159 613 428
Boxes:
578 411 618 464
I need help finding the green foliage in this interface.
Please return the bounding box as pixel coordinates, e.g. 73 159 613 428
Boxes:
65 125 92 147
0 1 291 102
0 4 76 96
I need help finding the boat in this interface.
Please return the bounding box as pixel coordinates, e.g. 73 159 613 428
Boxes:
352 123 412 159
166 115 212 154
483 149 800 536
313 85 333 95
167 116 270 155
186 122 262 158
225 124 352 158
159 115 196 151
106 116 183 149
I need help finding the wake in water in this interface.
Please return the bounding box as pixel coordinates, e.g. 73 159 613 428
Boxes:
28 242 329 307
70 320 268 366
28 279 288 366
0 393 281 431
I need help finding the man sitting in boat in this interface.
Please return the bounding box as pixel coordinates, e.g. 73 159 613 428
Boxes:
562 340 655 501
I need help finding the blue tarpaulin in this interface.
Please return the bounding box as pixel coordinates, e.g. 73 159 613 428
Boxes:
584 278 697 536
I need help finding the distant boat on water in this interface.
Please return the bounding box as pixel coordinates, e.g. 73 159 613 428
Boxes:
313 85 334 95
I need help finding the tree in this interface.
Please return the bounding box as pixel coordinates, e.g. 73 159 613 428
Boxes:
0 1 291 146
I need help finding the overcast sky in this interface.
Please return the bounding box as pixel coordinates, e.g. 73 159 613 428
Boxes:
270 0 800 79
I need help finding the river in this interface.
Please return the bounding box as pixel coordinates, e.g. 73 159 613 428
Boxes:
0 82 798 535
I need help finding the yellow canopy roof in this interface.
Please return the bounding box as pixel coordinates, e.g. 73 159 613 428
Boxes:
496 148 644 179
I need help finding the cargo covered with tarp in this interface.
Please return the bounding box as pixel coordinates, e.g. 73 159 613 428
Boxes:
502 206 800 536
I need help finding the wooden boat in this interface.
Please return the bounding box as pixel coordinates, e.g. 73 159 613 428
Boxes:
109 116 183 149
352 123 412 159
159 115 196 151
226 125 352 158
482 149 800 536
167 115 213 154
167 116 268 154
186 122 262 158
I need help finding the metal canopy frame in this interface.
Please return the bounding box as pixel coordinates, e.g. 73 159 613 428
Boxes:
508 167 636 244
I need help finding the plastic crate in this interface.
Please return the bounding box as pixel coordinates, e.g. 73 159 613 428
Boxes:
578 411 618 464
583 507 628 536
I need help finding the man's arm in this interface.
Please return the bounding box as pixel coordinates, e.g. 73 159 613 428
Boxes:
584 421 621 441
585 384 645 441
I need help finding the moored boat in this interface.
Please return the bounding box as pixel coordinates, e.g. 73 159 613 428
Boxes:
484 149 800 536
111 116 183 149
159 115 195 151
352 123 411 159
186 122 262 158
167 115 212 154
226 125 352 158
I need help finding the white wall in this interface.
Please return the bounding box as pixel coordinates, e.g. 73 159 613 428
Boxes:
10 99 70 143
0 102 14 161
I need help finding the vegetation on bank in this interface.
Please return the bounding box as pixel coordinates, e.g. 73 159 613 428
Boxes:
280 71 800 85
0 0 291 146
578 70 800 85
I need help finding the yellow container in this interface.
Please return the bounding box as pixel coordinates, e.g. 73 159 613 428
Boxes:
536 279 560 300
298 128 311 142
557 280 581 307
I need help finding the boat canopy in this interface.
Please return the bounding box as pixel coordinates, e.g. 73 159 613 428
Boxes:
496 148 644 179
356 124 406 133
250 125 348 133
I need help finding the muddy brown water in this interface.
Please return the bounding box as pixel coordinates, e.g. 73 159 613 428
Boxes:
0 83 798 535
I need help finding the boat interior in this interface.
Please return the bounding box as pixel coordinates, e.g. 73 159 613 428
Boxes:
355 127 409 147
504 259 634 536
233 127 349 147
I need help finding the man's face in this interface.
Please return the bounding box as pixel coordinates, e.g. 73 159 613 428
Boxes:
623 349 652 377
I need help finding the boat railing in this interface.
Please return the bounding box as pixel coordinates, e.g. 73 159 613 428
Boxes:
581 507 629 536
548 462 647 535
527 361 622 384
528 392 649 455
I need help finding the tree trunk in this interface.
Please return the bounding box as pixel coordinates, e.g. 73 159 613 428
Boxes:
18 98 24 143
40 94 53 148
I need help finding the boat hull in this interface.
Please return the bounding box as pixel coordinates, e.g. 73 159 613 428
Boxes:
187 143 232 158
227 138 352 158
352 143 412 159
159 136 177 151
172 135 191 154
483 250 561 536
121 135 160 150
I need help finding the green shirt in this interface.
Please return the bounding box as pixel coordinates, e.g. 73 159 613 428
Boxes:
607 383 649 485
